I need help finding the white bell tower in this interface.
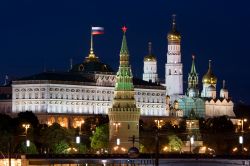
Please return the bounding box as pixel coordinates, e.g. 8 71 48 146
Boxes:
165 14 183 96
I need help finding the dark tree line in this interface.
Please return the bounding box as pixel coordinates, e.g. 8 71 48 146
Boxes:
0 112 109 155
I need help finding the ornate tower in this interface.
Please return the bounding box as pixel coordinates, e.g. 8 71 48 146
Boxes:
108 27 140 154
165 14 183 97
187 55 199 97
143 42 158 83
201 60 217 98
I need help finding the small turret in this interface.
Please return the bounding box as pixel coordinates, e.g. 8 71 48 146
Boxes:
220 80 229 99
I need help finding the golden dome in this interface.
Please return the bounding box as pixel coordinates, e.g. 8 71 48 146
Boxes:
144 42 156 62
167 30 181 41
167 14 181 42
144 54 156 62
202 60 217 84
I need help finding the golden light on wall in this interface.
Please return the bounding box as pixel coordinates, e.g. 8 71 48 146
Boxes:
58 117 68 128
47 117 55 126
0 159 21 166
73 118 85 128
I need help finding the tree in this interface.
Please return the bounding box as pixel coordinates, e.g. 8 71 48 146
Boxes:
90 124 109 152
16 141 38 154
52 140 70 154
0 114 14 153
82 115 109 135
168 134 183 152
40 123 73 154
16 111 39 128
204 116 234 133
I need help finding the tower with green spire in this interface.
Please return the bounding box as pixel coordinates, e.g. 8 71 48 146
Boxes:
187 55 199 97
108 27 140 154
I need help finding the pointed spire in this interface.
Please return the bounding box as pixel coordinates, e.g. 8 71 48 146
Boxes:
223 80 226 89
148 42 152 55
172 14 176 31
207 59 213 74
88 30 96 59
70 58 73 70
120 26 129 55
90 33 94 54
190 55 197 74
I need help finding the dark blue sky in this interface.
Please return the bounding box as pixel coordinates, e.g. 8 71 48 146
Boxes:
1 0 250 103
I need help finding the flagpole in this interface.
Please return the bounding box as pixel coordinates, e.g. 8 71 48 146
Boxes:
90 30 94 54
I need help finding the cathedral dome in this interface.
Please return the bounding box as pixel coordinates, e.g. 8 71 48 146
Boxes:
167 15 181 42
207 85 216 91
144 54 156 62
71 56 114 73
167 30 181 42
202 60 217 84
144 42 156 62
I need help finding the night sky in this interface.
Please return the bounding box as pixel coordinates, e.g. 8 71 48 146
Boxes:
1 1 250 103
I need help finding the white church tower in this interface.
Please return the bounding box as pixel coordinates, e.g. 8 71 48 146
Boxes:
143 42 158 83
165 14 183 97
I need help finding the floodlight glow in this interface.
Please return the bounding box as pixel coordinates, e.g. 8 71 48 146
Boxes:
190 136 194 145
239 136 243 144
76 136 80 144
26 140 30 147
116 138 120 145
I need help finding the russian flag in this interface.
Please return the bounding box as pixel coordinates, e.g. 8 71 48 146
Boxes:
92 27 104 35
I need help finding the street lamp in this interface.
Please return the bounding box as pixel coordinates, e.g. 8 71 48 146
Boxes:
77 120 85 135
26 140 30 147
113 122 121 132
239 135 243 154
76 136 80 153
154 120 163 129
238 118 247 133
190 136 194 153
154 119 163 166
76 136 80 144
22 124 30 136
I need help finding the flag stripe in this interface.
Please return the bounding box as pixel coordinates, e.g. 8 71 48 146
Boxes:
91 27 104 35
92 27 104 31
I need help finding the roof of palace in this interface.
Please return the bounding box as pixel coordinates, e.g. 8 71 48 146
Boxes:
13 71 165 89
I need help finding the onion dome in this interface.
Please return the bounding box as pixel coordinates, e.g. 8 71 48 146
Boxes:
202 60 217 84
207 85 216 91
167 14 181 42
188 87 199 98
144 42 156 62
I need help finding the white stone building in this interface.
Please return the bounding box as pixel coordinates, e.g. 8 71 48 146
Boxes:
12 65 167 118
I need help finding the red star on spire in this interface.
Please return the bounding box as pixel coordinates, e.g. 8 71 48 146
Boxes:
192 54 195 59
122 26 127 33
